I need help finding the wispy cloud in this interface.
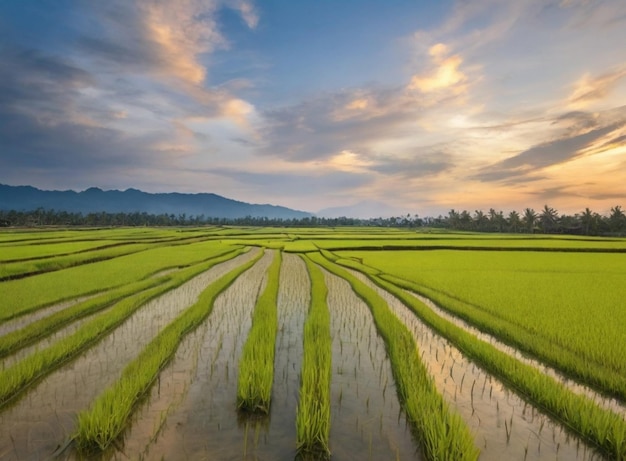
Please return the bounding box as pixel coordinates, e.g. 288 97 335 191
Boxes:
408 43 467 95
568 66 626 108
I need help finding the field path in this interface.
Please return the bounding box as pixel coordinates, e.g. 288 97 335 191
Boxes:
0 249 259 461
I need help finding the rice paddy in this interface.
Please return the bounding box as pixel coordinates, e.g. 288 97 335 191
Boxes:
0 226 624 460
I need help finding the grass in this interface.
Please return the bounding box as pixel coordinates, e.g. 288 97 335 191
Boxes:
296 256 332 459
74 249 264 452
237 250 282 413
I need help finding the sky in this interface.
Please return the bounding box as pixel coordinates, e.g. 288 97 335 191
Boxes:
1 0 626 217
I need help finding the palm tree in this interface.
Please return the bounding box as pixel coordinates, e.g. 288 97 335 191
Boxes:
539 205 559 233
508 210 521 233
610 206 626 233
473 210 488 231
523 208 537 233
580 208 595 235
447 209 460 230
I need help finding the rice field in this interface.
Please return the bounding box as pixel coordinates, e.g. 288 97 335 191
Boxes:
0 226 625 460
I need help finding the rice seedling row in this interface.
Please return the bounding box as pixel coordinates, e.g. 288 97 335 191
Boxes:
0 240 240 322
343 250 626 401
0 248 259 459
347 266 604 460
320 267 420 460
308 252 479 461
0 247 251 409
95 250 275 460
73 249 266 452
237 251 282 413
353 270 626 459
0 277 163 360
296 256 333 459
404 288 626 419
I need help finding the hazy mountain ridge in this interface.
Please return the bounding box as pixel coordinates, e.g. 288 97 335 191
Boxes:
0 184 312 220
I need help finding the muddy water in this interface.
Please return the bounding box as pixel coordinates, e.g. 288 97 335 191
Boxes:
85 250 275 461
410 291 626 419
350 271 605 461
0 294 98 337
0 249 260 461
323 270 421 460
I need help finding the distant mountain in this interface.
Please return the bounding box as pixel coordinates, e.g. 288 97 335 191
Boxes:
317 200 403 219
0 184 312 220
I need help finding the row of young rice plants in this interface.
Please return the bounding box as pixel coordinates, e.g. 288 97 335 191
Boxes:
0 229 219 281
0 277 163 358
341 250 626 401
0 239 240 322
100 250 274 460
0 242 155 280
0 248 248 407
308 252 479 461
74 249 265 452
237 251 282 413
296 257 332 459
331 256 626 460
0 238 126 262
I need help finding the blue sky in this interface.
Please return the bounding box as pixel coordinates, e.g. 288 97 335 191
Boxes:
1 0 625 217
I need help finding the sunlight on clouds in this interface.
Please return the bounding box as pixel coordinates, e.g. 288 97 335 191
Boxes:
142 0 222 84
345 98 369 110
409 43 467 94
220 98 257 126
568 66 626 109
325 150 373 173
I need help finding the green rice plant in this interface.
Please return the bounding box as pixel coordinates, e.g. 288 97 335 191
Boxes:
340 250 626 401
336 259 626 460
237 251 282 413
0 243 153 280
296 256 332 459
74 250 264 452
309 252 479 461
0 277 162 358
0 240 240 322
0 249 247 407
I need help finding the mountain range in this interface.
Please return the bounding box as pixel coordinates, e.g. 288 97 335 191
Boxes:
0 184 312 220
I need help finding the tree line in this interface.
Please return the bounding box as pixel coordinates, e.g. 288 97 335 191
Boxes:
0 204 625 236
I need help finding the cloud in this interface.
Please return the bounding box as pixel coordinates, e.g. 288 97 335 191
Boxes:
473 120 626 182
408 43 467 94
568 66 626 108
369 151 454 178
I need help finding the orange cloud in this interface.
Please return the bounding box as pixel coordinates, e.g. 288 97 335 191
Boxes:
141 0 223 85
409 43 467 94
569 66 626 108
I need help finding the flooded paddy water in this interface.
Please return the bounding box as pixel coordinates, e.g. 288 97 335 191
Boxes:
409 291 626 419
323 270 420 460
0 249 260 461
81 250 276 460
350 270 605 461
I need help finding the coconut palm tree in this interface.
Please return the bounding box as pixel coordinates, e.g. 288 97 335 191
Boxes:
473 210 489 231
539 205 559 233
580 208 595 235
610 206 626 233
508 210 521 233
522 208 537 233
